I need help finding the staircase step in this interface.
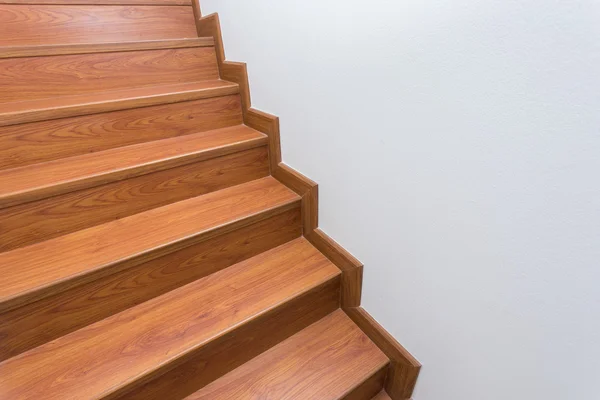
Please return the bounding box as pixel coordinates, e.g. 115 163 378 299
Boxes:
0 79 239 127
0 37 214 59
0 176 300 314
0 4 198 47
0 95 243 170
0 238 341 400
186 309 389 400
0 124 265 210
0 46 219 103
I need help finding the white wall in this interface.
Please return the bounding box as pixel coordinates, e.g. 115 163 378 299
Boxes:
200 1 600 399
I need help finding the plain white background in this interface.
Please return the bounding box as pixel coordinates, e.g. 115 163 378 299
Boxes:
201 1 600 399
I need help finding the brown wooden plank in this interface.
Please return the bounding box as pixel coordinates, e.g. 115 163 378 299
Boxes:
0 1 191 4
0 95 243 170
186 310 388 400
0 79 239 127
0 47 219 103
345 307 421 400
0 125 266 209
0 208 301 361
0 146 269 252
0 5 197 46
0 238 340 400
0 38 214 59
0 176 300 313
343 368 388 400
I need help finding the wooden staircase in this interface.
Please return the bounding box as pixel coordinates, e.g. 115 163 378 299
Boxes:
0 1 420 399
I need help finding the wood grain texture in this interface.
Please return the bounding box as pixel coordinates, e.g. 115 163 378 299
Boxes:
0 79 239 127
0 1 191 4
0 95 242 170
0 208 301 361
0 37 214 59
345 307 421 400
343 368 388 400
0 177 300 313
0 125 265 209
0 238 340 400
0 47 218 103
187 310 388 400
0 5 197 46
0 146 269 252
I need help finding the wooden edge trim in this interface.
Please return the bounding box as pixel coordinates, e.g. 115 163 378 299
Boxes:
0 38 215 59
191 0 201 22
0 1 191 4
194 10 364 309
344 307 421 400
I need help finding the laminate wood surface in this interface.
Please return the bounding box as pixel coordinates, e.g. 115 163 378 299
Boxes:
1 1 191 4
0 208 301 360
0 124 266 209
186 310 389 400
0 95 242 170
0 47 219 103
0 238 340 400
0 5 198 46
0 37 214 59
0 146 269 252
0 79 239 127
0 176 300 313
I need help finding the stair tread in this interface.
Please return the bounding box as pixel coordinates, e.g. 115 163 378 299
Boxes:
0 37 215 59
186 309 389 400
0 79 239 126
0 176 300 312
0 237 341 399
0 124 267 208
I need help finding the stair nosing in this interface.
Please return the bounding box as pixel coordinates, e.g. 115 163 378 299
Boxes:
0 80 239 127
0 125 268 210
0 37 215 59
0 177 301 314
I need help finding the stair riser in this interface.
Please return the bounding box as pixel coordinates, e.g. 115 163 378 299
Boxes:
0 207 302 361
0 95 243 170
0 5 198 46
114 277 341 400
0 47 219 103
0 147 269 252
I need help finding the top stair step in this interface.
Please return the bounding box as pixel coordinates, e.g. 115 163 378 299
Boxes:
0 80 239 127
0 4 198 46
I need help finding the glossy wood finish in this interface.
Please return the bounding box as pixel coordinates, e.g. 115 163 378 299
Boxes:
0 177 300 313
0 208 301 360
0 125 266 209
0 37 214 59
0 95 242 170
0 5 197 46
1 1 191 4
0 79 239 127
0 47 218 103
345 307 422 400
0 238 341 400
187 310 388 400
0 146 269 252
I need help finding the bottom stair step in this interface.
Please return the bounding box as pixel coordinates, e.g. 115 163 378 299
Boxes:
0 238 341 400
187 309 389 400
